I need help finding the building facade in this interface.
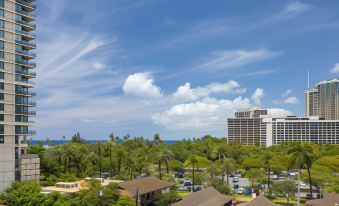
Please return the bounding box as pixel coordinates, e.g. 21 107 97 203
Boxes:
306 79 339 120
228 109 339 147
228 108 268 146
0 0 36 193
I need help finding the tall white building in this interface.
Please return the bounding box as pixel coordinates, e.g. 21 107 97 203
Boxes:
0 0 37 193
306 79 339 120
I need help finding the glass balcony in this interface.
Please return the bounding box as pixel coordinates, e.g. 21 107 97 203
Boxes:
16 0 37 10
15 50 36 58
15 29 36 39
15 68 36 77
15 79 35 85
16 9 36 19
15 89 36 96
15 110 36 115
15 100 36 106
15 130 36 135
16 19 36 29
15 59 36 67
15 40 36 48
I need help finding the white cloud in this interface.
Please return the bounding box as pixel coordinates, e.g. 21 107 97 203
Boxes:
152 97 252 130
273 90 299 105
267 108 293 117
283 96 299 104
93 62 105 70
251 88 265 105
173 80 246 101
282 90 292 97
123 73 163 98
283 2 311 15
330 63 339 73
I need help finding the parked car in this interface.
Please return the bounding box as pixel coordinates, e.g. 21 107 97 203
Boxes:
193 186 202 192
232 177 239 183
229 174 236 178
238 188 244 195
184 180 192 186
233 184 239 189
306 193 312 199
176 172 184 178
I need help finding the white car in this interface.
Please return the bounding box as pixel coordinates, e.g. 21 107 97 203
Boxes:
238 188 244 195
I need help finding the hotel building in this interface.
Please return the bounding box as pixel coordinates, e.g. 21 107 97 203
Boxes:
306 79 339 120
0 0 37 193
228 108 339 147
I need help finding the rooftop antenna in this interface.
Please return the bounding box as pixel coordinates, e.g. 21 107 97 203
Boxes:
307 70 310 89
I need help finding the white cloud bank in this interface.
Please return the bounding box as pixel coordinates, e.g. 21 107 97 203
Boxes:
173 80 246 101
123 72 163 98
152 97 252 130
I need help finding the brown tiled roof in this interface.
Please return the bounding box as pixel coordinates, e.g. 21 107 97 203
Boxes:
247 195 277 206
170 187 233 206
118 176 174 197
305 193 339 206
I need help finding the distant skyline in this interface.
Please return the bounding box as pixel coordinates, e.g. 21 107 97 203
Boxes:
35 0 339 140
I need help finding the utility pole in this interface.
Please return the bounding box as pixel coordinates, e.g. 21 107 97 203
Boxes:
135 187 138 206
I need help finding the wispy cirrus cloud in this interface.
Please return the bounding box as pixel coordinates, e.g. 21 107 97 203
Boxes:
190 49 281 72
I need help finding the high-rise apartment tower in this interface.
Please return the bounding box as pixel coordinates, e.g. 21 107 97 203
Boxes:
0 0 37 193
306 79 339 120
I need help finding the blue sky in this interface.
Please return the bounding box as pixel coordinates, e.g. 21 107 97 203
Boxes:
35 0 339 140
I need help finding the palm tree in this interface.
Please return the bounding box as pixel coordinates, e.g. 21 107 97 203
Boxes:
109 133 115 142
289 143 314 199
160 147 175 174
115 148 125 176
61 144 74 174
106 141 115 178
221 158 236 185
85 151 98 175
125 156 136 180
153 133 162 145
139 145 154 176
186 156 199 191
263 150 273 189
95 141 103 178
212 145 229 183
206 162 218 179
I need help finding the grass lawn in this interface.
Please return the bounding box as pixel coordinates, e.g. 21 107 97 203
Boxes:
234 195 306 206
177 191 192 198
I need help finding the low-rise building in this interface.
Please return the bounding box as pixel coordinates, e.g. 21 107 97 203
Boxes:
235 195 277 206
305 193 339 206
170 187 232 206
41 178 123 195
118 176 174 206
228 108 339 146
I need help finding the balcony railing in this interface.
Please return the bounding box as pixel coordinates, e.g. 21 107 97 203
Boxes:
15 90 36 96
15 29 36 38
15 68 36 76
16 19 36 29
15 79 35 85
15 120 35 124
15 59 36 67
15 9 36 19
15 110 36 115
15 130 36 135
15 100 36 106
16 0 37 10
15 40 36 48
15 49 36 58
